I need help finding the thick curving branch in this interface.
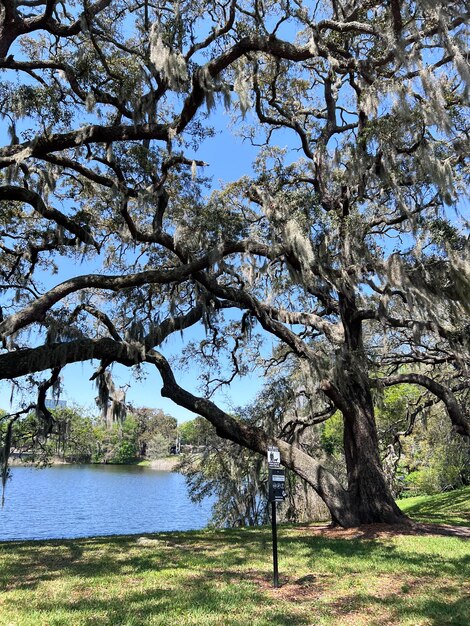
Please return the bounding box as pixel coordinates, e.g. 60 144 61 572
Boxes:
0 0 113 58
0 303 211 380
374 373 470 437
194 272 318 361
0 123 169 169
0 332 357 525
148 349 357 526
0 186 99 249
0 338 138 379
0 239 272 339
0 30 364 169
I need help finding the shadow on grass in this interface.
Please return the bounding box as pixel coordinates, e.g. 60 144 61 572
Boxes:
399 487 470 526
284 533 470 577
327 587 469 626
0 530 270 592
0 528 468 625
0 534 308 625
26 583 309 626
280 532 469 625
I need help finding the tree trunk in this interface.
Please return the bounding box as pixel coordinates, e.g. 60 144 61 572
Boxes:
320 367 407 525
342 385 406 524
329 293 407 524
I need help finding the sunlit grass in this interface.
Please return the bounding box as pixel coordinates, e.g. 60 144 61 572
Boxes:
0 487 468 626
397 486 470 526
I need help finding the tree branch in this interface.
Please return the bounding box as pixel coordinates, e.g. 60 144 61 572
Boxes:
374 373 470 437
0 185 99 249
148 349 355 524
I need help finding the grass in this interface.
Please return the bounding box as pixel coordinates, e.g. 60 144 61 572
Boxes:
397 486 470 526
0 487 468 626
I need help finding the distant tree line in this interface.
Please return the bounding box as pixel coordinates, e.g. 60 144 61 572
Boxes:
5 406 179 466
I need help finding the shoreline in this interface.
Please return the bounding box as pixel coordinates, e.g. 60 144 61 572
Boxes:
146 457 180 471
9 456 181 471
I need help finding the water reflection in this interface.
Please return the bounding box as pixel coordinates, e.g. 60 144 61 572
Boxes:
0 465 213 541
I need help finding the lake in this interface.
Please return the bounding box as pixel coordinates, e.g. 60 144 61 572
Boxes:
0 465 214 541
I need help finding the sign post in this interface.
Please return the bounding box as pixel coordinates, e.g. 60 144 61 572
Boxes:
267 446 285 588
271 499 279 588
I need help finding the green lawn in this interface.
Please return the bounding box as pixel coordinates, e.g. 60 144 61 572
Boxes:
397 486 470 526
0 487 468 626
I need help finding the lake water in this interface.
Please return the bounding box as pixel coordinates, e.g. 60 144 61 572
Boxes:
0 465 214 541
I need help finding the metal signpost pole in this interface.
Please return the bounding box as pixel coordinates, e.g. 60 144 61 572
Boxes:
271 499 279 588
267 446 285 589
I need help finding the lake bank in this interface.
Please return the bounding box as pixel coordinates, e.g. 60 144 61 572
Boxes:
9 455 180 471
146 457 180 471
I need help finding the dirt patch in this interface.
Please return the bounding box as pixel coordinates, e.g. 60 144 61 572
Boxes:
267 573 328 601
294 522 470 540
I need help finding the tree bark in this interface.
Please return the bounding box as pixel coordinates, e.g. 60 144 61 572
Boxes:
322 371 407 524
322 293 408 524
342 381 405 523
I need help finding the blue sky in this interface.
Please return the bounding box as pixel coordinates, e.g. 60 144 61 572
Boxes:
0 107 268 422
0 17 307 423
2 81 468 424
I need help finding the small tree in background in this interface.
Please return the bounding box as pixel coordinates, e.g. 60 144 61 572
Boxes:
146 433 170 460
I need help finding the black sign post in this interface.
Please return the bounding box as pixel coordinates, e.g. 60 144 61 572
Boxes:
271 499 279 588
267 446 285 588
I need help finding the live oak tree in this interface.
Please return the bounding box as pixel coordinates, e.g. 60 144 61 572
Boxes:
0 0 469 525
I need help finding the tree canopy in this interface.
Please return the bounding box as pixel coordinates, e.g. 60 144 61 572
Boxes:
0 0 468 526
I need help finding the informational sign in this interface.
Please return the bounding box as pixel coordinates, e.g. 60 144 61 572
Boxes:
268 467 286 503
267 446 281 468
